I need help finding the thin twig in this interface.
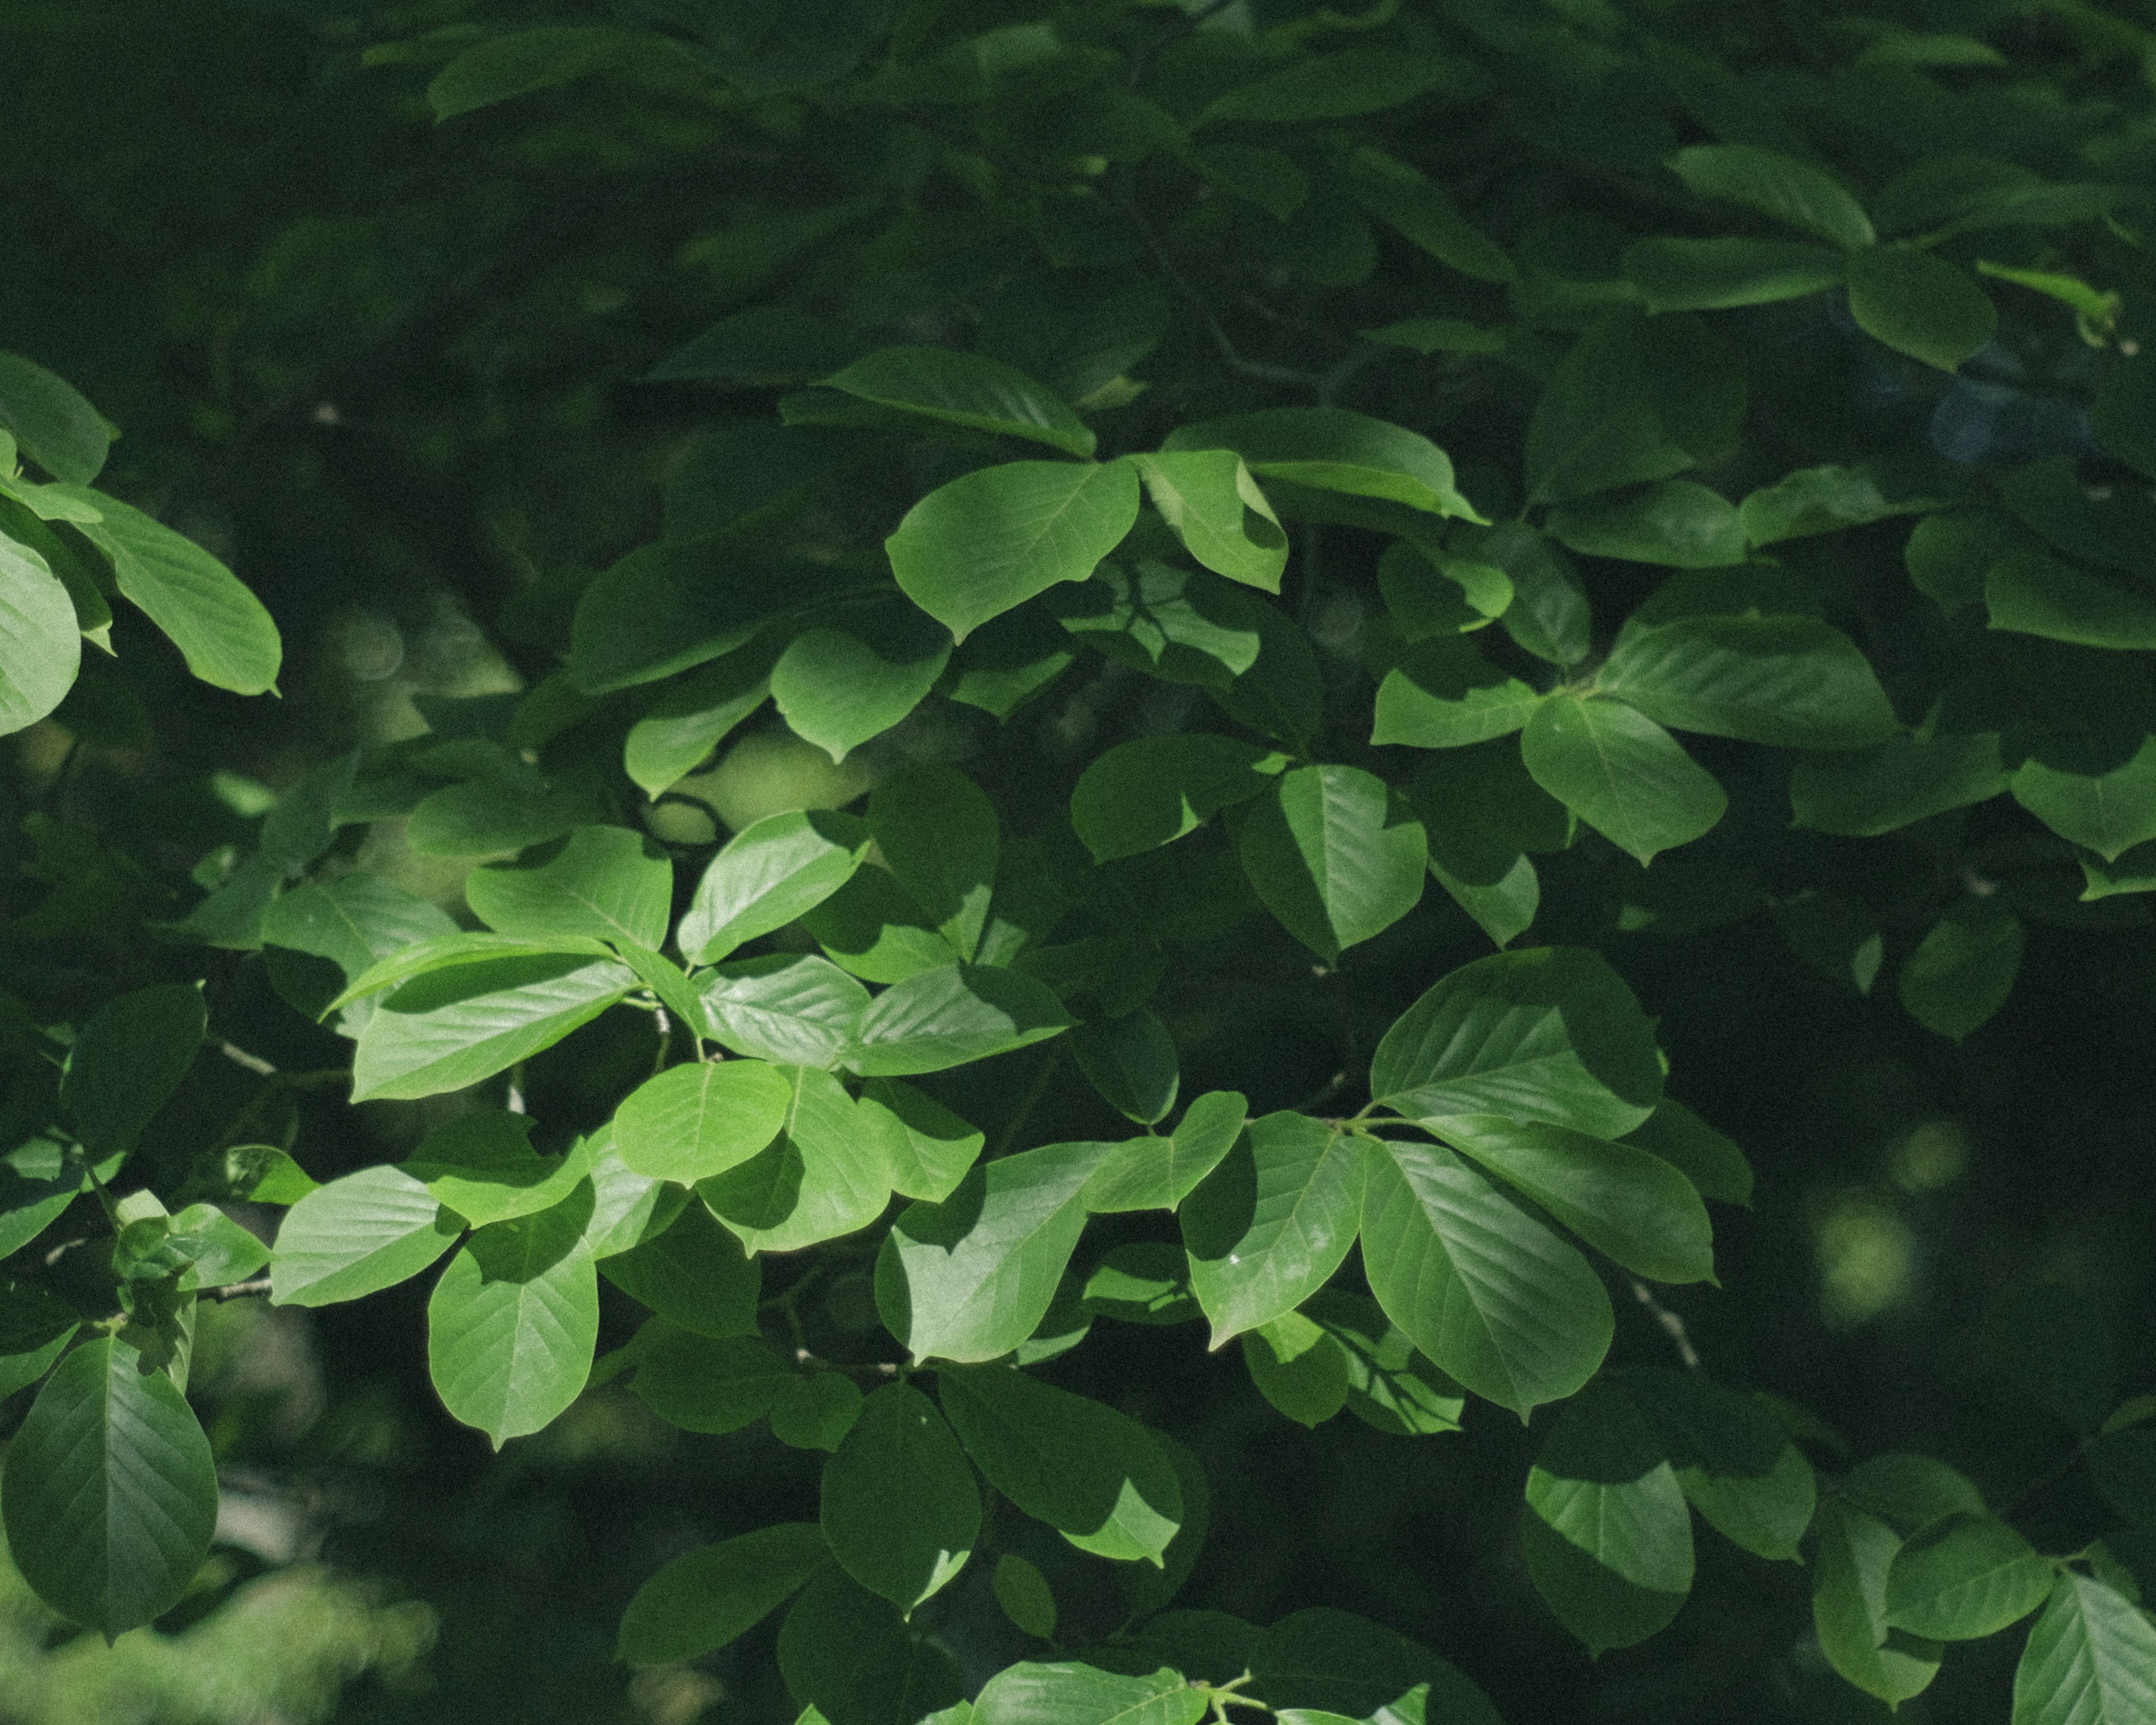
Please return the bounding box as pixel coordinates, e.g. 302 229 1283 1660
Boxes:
1631 1280 1701 1370
218 1041 277 1078
202 1277 273 1303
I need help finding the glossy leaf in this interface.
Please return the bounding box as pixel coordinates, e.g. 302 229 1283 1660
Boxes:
1181 1114 1364 1347
678 809 873 966
599 1198 758 1335
0 352 109 483
1239 765 1427 961
350 955 635 1102
1597 615 1900 749
820 1382 979 1613
821 346 1094 458
2013 733 2156 859
2012 1573 2156 1725
1371 637 1545 749
1163 408 1479 521
1131 451 1289 591
1812 1501 1944 1706
1085 1091 1249 1213
846 963 1074 1077
699 1065 895 1256
698 955 871 1067
974 1662 1205 1725
1621 1367 1813 1560
1521 695 1728 865
613 1058 793 1185
1846 246 1998 372
618 1523 831 1666
0 533 79 736
401 1109 595 1229
857 1079 984 1204
1884 1513 2053 1640
464 825 672 948
1986 551 2156 650
270 1165 462 1307
773 601 952 763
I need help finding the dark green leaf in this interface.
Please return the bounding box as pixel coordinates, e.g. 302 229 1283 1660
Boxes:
821 1382 979 1613
599 1198 758 1335
698 955 871 1068
427 26 686 119
1163 408 1480 522
1371 637 1545 749
1547 481 1747 569
1070 734 1287 862
1238 765 1427 961
1742 465 1927 547
350 954 635 1102
61 983 204 1158
1620 237 1843 312
1305 1288 1464 1436
1790 732 2011 836
1899 898 2022 1042
0 352 109 483
1339 145 1514 284
623 651 773 800
1846 246 1998 372
618 1523 831 1666
821 346 1094 458
857 1079 984 1204
1085 1091 1249 1214
846 962 1073 1076
1666 144 1875 249
632 1324 790 1432
0 533 80 736
698 1065 896 1255
1242 1313 1351 1428
773 600 953 763
974 1662 1204 1725
1621 1101 1753 1207
993 1554 1057 1641
0 1279 79 1402
870 764 998 959
401 1108 594 1229
1812 1501 1944 1706
1071 1008 1180 1125
1198 48 1470 126
1521 695 1728 865
1621 1367 1815 1561
1597 615 1900 749
1181 1114 1364 1346
1986 551 2156 650
772 1372 864 1452
2012 1573 2156 1725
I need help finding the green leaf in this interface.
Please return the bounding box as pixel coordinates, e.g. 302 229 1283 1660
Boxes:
1522 1381 1694 1653
1305 1289 1464 1436
857 1079 984 1204
945 606 1078 720
887 460 1140 642
821 346 1094 458
624 651 772 800
773 1372 864 1452
1899 898 2022 1042
1376 539 1506 642
1812 1501 1944 1706
631 1324 789 1432
61 983 204 1158
2094 352 2156 480
697 955 871 1067
1884 1513 2054 1640
428 1186 599 1446
1371 637 1546 749
1371 946 1664 1138
405 774 592 859
262 871 458 1036
1741 464 1926 547
1598 614 1900 749
1790 732 2011 837
875 1139 1107 1363
1522 695 1728 865
2013 733 2156 859
427 26 683 118
679 808 873 966
1338 145 1515 284
803 865 959 984
1071 1009 1180 1125
1842 1453 1989 1535
778 1568 963 1725
974 1662 1204 1725
870 764 999 960
1548 481 1747 570
1406 755 1547 951
993 1555 1058 1641
0 1137 97 1262
846 962 1074 1076
1250 1606 1502 1723
599 1199 758 1335
1163 408 1479 522
941 1364 1185 1564
821 1382 979 1614
699 1065 896 1256
1242 1312 1351 1429
1985 1281 2114 1434
327 931 613 1012
1666 144 1875 249
1438 1115 1712 1284
0 533 80 736
1846 246 1998 372
0 1335 218 1636
349 954 635 1102
1452 522 1591 667
269 1164 462 1307
464 825 672 948
58 486 280 695
1081 1242 1200 1326
613 1058 793 1185
1619 236 1843 312
1085 1090 1249 1213
2013 1573 2156 1725
1070 733 1287 861
401 1109 595 1229
1181 1114 1364 1347
1199 47 1469 125
618 1523 832 1666
1524 311 1744 506
1360 1136 1612 1416
1985 551 2156 650
1621 1101 1753 1208
0 352 110 483
773 600 953 763
1130 454 1290 597
567 537 796 695
650 308 866 383
0 1279 79 1401
1237 765 1427 961
1362 318 1506 355
1621 1367 1814 1561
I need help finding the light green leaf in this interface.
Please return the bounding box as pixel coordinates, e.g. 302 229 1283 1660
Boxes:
1812 1502 1944 1706
821 1382 979 1614
1371 946 1664 1138
1666 144 1875 249
349 955 634 1102
2013 733 2156 859
1522 1381 1694 1653
1360 1136 1613 1416
327 930 613 1013
846 962 1073 1077
1548 481 1747 569
1884 1513 2054 1640
0 533 80 736
1619 236 1843 312
0 352 110 483
464 825 672 948
1242 1312 1351 1429
679 808 873 966
1899 898 2022 1042
427 1185 599 1446
2012 1573 2156 1725
876 1139 1107 1363
1181 1114 1364 1347
887 460 1140 642
700 1065 895 1255
1237 765 1427 961
1071 1008 1180 1126
427 25 686 118
1597 614 1899 749
631 1324 789 1432
1524 311 1743 506
821 346 1094 458
857 1079 984 1204
1371 637 1545 749
624 651 771 800
870 764 998 959
61 983 204 1158
1986 550 2156 650
974 1662 1205 1725
698 955 870 1068
1621 1367 1814 1560
1521 695 1728 865
401 1109 595 1229
1085 1091 1249 1213
1438 1115 1712 1284
269 1165 462 1307
619 1523 831 1666
599 1199 757 1335
1621 1100 1753 1207
57 486 280 695
1163 408 1479 522
0 1335 218 1636
1846 246 1998 372
1790 732 2011 837
941 1364 1185 1564
774 601 953 763
1130 454 1289 596
1070 733 1287 862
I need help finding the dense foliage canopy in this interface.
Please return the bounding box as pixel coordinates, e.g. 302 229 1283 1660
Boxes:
4 1 2156 1722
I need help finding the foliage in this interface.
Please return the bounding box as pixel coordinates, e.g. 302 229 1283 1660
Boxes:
4 1 2156 1722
